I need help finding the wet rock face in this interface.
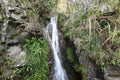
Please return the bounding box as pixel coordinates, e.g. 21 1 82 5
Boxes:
77 54 104 80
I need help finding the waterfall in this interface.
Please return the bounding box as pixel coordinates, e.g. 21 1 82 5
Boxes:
46 16 69 80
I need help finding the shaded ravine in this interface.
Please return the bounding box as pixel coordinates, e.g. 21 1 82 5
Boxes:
46 16 69 80
61 37 82 80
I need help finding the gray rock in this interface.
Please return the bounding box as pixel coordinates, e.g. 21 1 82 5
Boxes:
10 13 21 21
0 0 3 4
100 3 115 16
5 26 19 40
0 45 4 51
25 21 41 31
0 15 2 20
14 32 29 42
78 55 100 79
6 39 19 44
107 77 120 80
104 66 120 80
1 21 9 42
9 7 26 21
87 78 101 80
7 46 26 67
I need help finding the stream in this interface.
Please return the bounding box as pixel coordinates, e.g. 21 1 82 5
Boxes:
46 16 69 80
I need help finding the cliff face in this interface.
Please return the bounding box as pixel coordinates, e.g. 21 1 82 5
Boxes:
0 0 41 66
0 0 46 79
0 0 120 80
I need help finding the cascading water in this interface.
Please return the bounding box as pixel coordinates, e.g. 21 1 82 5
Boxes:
46 16 69 80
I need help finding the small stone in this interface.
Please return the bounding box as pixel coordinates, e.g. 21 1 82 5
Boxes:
10 13 21 21
100 3 115 16
0 45 4 51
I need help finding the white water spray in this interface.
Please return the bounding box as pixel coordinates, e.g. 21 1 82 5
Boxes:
46 16 69 80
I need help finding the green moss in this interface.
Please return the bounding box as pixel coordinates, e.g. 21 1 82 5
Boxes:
74 64 87 80
26 9 38 17
96 11 102 16
66 47 74 63
87 8 94 16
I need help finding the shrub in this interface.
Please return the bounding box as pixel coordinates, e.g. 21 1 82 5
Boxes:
23 37 49 80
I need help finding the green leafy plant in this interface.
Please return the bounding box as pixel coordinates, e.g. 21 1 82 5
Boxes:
87 8 94 16
96 11 102 16
23 37 49 80
110 50 120 66
63 12 85 38
58 13 66 27
65 29 80 38
75 13 85 27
